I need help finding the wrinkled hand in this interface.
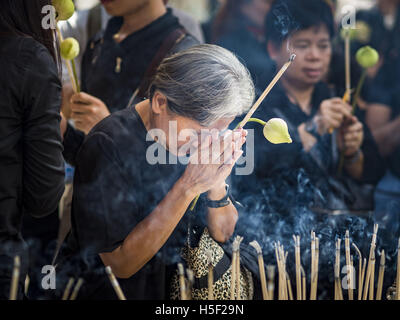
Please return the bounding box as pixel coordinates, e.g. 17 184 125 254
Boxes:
338 115 364 156
317 98 352 134
181 129 247 196
70 92 110 135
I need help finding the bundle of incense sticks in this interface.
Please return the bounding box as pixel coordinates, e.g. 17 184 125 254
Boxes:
274 242 289 300
230 236 243 300
69 278 84 300
345 231 354 300
334 238 343 300
250 241 269 300
363 224 379 300
310 232 320 300
62 277 75 300
267 265 275 300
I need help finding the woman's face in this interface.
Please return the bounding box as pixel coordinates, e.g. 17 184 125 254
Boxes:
269 25 332 87
150 92 234 156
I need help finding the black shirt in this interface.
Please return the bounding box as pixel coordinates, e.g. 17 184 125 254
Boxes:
59 106 206 300
235 82 384 214
63 9 198 166
0 35 65 294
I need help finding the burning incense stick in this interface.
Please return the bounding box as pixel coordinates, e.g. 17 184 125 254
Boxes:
274 242 285 300
238 54 296 129
177 263 187 301
363 224 378 300
230 242 238 300
345 231 353 300
9 256 20 300
311 232 316 298
250 241 268 300
344 29 352 100
189 54 296 212
105 266 127 300
293 235 302 300
396 238 400 300
69 278 84 300
376 250 385 300
62 277 75 300
352 243 363 300
267 266 275 300
206 250 214 300
301 266 306 300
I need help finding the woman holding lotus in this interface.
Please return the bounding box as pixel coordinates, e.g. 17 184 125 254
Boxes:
0 0 65 299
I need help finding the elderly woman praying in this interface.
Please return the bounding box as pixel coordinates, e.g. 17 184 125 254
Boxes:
56 44 255 300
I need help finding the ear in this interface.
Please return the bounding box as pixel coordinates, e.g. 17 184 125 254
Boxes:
151 91 168 115
267 41 279 60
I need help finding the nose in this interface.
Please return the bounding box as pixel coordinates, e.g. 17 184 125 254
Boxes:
306 45 321 61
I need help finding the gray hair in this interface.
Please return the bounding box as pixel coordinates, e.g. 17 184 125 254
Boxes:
148 44 255 126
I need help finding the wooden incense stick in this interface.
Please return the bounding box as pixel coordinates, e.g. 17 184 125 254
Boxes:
345 231 353 300
282 249 289 300
69 278 84 300
369 250 376 300
376 250 385 300
352 243 363 300
177 263 187 301
24 275 30 297
206 250 214 300
363 224 378 300
237 54 296 129
274 242 284 300
314 237 320 299
301 266 306 300
396 238 400 300
334 239 343 300
62 277 75 300
230 238 240 300
267 265 275 300
293 235 302 300
344 29 351 100
250 241 269 300
286 272 294 300
105 266 127 300
9 256 20 300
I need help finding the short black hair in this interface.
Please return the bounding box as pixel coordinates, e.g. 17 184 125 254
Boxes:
265 0 335 47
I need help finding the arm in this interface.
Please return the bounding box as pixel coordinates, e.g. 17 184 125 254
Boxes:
21 42 65 217
366 103 400 156
98 130 245 278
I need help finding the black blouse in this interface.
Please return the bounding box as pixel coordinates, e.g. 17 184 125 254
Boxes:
58 106 206 300
0 35 65 292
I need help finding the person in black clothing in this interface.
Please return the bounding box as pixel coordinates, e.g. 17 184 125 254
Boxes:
206 0 274 88
0 0 65 299
61 0 198 166
56 44 255 300
236 0 384 216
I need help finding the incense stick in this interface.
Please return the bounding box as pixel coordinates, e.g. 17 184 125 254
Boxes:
206 250 214 300
69 278 84 300
250 241 269 300
310 231 316 299
267 265 275 300
9 256 20 300
363 224 378 300
352 243 363 300
105 266 127 300
177 263 187 301
238 54 296 129
376 250 385 300
286 272 294 300
301 266 306 300
62 277 75 300
293 235 302 300
369 250 376 300
345 231 353 300
236 237 243 300
230 242 238 300
334 239 343 300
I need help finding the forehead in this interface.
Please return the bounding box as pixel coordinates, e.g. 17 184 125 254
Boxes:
291 25 331 41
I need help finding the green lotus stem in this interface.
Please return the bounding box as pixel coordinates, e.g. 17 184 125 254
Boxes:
337 70 367 175
70 59 80 93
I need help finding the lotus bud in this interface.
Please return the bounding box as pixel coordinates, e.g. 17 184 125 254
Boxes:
354 21 371 43
60 38 80 60
263 118 292 144
356 46 379 69
52 0 75 21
